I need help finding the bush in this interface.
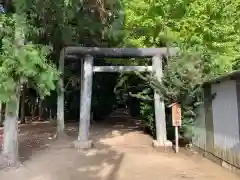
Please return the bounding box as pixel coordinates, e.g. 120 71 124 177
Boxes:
136 50 207 141
140 100 156 138
138 90 175 140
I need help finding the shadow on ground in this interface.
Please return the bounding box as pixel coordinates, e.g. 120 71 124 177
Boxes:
21 142 125 180
18 123 56 162
0 109 142 180
0 122 57 163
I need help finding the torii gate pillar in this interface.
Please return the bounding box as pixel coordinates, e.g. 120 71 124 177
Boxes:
75 55 94 149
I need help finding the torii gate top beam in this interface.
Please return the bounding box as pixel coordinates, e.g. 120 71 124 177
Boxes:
64 46 179 58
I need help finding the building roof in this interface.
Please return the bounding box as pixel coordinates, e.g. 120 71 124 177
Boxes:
204 70 240 85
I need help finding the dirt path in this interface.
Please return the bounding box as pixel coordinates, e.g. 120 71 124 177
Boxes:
0 110 239 180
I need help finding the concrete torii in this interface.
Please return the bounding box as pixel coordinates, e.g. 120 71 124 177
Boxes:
57 46 179 149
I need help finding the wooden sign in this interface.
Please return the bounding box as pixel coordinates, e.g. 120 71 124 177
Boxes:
170 103 182 127
169 102 181 153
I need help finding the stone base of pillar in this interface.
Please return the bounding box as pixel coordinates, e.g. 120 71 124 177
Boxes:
152 140 173 152
73 140 93 150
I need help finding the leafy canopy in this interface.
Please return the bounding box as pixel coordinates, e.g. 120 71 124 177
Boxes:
122 0 240 75
0 13 58 103
113 0 240 139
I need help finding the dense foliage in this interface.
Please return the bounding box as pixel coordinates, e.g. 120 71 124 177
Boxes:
0 11 58 110
122 0 240 74
116 0 240 140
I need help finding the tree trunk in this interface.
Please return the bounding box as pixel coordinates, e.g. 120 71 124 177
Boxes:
2 88 20 166
57 49 65 137
20 85 25 124
0 103 6 127
38 98 42 121
0 11 25 167
0 102 2 126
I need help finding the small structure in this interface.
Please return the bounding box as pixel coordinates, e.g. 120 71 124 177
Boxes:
193 71 240 172
57 46 179 149
169 103 182 153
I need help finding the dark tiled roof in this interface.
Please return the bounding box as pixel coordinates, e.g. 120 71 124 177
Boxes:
204 70 240 85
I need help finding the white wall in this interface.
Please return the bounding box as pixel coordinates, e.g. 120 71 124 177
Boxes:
211 80 240 152
193 104 206 150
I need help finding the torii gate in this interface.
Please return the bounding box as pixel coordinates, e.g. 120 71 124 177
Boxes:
57 46 179 149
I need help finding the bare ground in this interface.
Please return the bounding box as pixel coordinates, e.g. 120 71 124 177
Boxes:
0 109 239 180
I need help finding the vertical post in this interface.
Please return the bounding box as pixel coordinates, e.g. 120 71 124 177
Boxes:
78 58 84 140
0 102 2 126
57 49 65 136
171 102 181 152
152 55 167 145
80 58 84 100
76 54 93 149
20 84 25 123
38 98 42 121
175 126 179 153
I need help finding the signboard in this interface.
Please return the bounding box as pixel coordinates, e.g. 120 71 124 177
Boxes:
170 103 181 126
169 102 181 153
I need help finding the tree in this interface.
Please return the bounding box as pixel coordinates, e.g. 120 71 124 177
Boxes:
140 50 206 136
117 0 240 140
24 0 124 136
0 4 58 165
122 0 240 75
